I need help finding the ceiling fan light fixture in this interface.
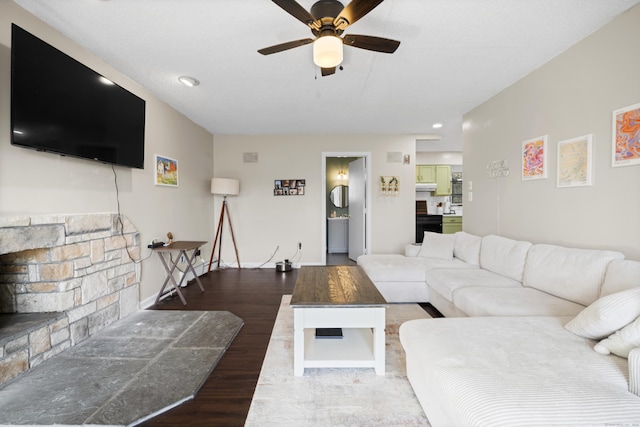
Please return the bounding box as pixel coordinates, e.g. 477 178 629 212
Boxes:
313 35 343 68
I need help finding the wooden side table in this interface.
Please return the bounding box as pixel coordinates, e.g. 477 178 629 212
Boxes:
154 241 206 305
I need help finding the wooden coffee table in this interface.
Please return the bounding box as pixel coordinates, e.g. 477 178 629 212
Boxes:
290 266 388 376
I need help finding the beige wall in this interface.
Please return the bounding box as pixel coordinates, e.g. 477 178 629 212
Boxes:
463 4 640 259
0 1 215 301
416 152 463 165
213 134 416 265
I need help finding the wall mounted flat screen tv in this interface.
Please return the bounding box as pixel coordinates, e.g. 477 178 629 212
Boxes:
10 24 146 169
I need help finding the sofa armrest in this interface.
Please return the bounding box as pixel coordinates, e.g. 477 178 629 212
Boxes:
630 347 640 397
405 244 421 257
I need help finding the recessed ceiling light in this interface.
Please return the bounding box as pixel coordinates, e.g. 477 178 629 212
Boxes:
178 76 200 87
432 123 443 129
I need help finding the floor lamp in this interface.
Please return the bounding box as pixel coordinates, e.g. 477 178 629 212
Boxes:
208 178 241 271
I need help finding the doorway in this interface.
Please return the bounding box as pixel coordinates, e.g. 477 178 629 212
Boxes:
321 152 372 266
325 253 357 266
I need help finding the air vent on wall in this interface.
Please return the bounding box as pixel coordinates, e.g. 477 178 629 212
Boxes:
243 152 258 163
387 152 402 163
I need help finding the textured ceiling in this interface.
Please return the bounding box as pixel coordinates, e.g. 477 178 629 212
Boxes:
12 0 640 151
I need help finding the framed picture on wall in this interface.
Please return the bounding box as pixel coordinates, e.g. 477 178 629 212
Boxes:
155 154 178 187
274 179 305 196
522 135 547 180
612 102 640 167
557 134 593 188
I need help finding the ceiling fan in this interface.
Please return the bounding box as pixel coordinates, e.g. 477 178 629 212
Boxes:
258 0 400 76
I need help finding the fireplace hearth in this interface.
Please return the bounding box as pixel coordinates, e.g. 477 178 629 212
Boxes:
0 213 141 385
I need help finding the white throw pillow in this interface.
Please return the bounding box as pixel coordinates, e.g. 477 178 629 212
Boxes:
418 232 455 261
564 287 640 340
594 316 640 358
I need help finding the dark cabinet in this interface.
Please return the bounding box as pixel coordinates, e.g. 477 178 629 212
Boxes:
416 214 442 242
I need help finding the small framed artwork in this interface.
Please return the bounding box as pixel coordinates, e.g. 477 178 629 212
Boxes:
274 179 305 196
612 102 640 167
557 134 593 188
522 135 547 180
155 154 178 187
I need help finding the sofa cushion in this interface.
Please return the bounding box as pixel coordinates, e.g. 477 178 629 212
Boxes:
400 316 639 427
453 231 481 266
418 232 455 260
454 286 585 317
426 268 520 303
601 259 640 298
479 235 532 282
404 244 421 257
594 315 640 358
523 244 624 306
357 254 472 282
373 281 430 303
564 287 640 340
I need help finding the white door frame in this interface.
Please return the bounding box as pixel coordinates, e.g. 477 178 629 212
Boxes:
321 152 372 265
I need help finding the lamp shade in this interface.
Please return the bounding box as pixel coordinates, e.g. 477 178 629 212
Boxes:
313 36 343 68
211 178 239 196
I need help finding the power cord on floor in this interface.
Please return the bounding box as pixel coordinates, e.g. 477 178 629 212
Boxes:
250 246 280 270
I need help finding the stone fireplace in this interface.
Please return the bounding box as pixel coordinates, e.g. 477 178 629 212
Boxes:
0 213 141 385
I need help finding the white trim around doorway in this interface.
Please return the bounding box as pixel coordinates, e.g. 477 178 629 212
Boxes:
321 152 372 266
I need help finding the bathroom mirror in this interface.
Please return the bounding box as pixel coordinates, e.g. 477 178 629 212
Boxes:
330 185 349 208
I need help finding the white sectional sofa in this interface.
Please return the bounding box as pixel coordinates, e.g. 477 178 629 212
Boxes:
357 231 640 426
357 231 481 303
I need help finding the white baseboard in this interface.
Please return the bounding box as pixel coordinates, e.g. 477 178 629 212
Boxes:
140 294 157 309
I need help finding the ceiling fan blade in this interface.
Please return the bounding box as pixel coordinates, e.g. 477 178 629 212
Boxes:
334 0 385 29
258 38 314 55
272 0 316 26
321 67 336 76
343 34 400 53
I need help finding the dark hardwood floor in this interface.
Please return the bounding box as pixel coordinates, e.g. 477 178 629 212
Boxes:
142 267 297 426
141 259 441 426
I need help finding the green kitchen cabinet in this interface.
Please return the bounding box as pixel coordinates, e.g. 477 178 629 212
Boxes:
434 165 451 196
416 165 451 196
442 216 462 234
416 165 436 183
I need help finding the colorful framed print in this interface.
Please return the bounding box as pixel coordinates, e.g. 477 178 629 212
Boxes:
522 135 547 180
612 102 640 167
155 154 178 187
557 134 593 188
274 179 305 196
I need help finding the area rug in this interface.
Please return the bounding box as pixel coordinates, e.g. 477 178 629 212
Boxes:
0 310 243 426
245 295 431 426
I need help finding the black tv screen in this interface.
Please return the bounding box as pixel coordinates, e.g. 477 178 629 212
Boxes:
10 24 145 169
